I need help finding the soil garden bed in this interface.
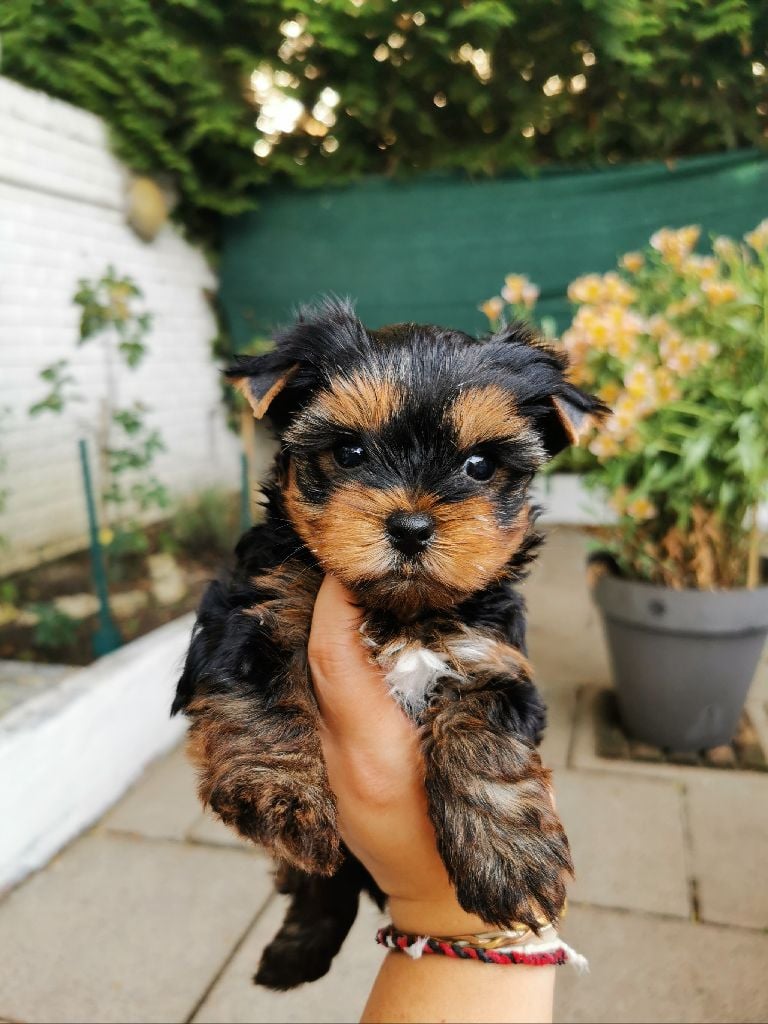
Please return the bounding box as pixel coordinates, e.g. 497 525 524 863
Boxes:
1 546 211 666
0 493 242 666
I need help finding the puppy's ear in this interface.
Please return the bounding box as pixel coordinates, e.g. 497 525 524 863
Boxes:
488 321 609 459
225 297 367 422
225 356 300 420
535 383 609 458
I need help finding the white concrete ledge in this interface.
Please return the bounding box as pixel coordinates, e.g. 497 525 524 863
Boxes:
0 614 192 893
535 472 768 530
534 473 614 526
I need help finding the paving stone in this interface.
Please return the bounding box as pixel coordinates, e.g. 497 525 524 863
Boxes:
538 686 577 768
554 769 690 918
0 832 274 1024
686 772 768 929
525 528 611 689
193 892 386 1024
110 589 150 618
188 809 254 851
102 742 202 841
148 552 188 605
556 904 768 1023
53 592 99 619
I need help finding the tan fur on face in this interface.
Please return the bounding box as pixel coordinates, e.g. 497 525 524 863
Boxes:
311 372 404 432
423 499 530 594
449 385 528 449
286 466 533 609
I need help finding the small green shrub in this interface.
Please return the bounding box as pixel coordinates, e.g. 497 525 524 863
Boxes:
30 267 168 575
30 603 78 652
163 489 240 561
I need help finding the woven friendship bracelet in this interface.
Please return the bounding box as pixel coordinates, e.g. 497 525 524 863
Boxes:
376 923 589 971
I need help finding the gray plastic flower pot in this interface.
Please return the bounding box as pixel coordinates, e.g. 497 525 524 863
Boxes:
592 573 768 751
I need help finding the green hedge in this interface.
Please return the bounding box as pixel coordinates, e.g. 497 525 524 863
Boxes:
2 1 766 242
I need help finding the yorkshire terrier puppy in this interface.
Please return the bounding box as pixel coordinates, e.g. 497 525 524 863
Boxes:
172 299 607 990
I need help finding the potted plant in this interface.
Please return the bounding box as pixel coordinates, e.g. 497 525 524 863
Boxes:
485 221 768 751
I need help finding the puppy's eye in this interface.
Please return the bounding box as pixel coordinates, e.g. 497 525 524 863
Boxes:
333 442 366 469
463 453 495 482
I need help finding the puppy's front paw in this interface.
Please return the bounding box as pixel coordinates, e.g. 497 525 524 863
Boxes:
427 734 572 930
210 779 342 875
450 797 571 929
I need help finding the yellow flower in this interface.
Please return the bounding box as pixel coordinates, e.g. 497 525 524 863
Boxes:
575 306 610 350
602 272 637 306
620 251 645 273
648 314 672 340
521 282 540 308
560 326 590 362
654 367 680 403
682 255 718 281
502 274 538 305
610 329 639 360
659 329 683 362
480 296 504 321
626 496 657 520
666 343 699 375
650 225 700 268
598 381 622 404
666 295 700 317
713 235 739 259
568 274 604 304
589 433 620 460
99 527 115 546
603 305 645 359
567 272 635 306
694 339 717 362
609 392 644 438
744 219 768 252
701 280 740 306
624 361 656 400
678 226 700 252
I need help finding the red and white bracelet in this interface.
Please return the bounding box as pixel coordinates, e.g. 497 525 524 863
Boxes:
376 921 588 971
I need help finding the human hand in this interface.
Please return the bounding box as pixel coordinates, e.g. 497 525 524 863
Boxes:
310 574 558 1023
309 573 492 935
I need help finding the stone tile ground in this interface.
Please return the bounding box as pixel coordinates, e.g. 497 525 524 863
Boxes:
2 528 767 1023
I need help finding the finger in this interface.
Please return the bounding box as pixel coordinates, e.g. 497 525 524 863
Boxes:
310 574 414 747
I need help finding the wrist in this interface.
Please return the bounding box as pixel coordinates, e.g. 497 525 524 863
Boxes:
388 895 489 937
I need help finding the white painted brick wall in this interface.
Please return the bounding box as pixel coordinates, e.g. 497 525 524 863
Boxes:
0 77 241 573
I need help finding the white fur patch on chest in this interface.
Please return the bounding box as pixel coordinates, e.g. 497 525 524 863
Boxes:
383 647 453 713
378 645 463 714
363 623 517 716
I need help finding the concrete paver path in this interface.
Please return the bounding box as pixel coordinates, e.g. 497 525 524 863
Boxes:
2 529 767 1023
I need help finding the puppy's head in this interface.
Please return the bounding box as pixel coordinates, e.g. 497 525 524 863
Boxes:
229 300 607 614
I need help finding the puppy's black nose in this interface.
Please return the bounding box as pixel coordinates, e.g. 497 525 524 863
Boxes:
386 511 435 555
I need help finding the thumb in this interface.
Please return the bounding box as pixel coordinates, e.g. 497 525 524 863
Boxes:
309 574 413 748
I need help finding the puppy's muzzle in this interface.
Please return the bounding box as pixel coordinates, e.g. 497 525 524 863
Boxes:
386 511 435 556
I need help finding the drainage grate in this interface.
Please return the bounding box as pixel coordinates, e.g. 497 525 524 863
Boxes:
593 689 767 772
